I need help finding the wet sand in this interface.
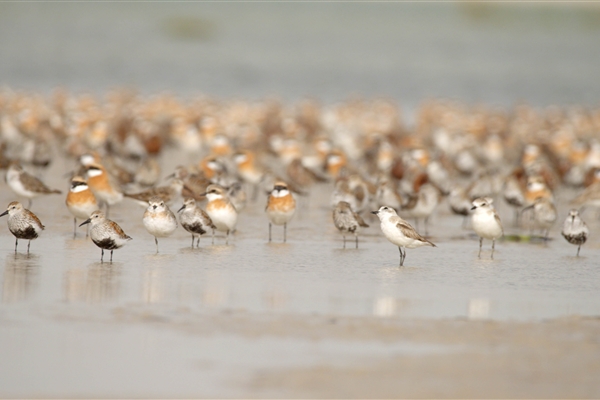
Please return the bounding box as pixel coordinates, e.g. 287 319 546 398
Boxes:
2 2 600 397
0 153 599 397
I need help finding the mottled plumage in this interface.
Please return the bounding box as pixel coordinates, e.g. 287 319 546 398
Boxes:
178 198 216 247
79 210 132 262
561 209 589 257
6 163 61 207
0 201 45 253
333 201 369 248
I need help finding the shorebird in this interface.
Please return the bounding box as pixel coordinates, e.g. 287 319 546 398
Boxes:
522 197 557 240
124 178 185 206
204 184 238 244
233 150 264 200
5 163 61 208
85 163 123 217
265 181 296 243
65 176 98 237
79 210 132 262
143 197 178 253
0 201 44 253
371 206 436 267
333 201 369 249
178 198 216 247
471 197 503 259
561 209 589 257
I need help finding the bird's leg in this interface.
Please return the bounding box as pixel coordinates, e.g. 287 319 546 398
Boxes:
196 236 200 247
342 234 346 249
14 238 18 253
191 235 195 248
577 244 581 257
269 223 272 242
284 223 287 243
226 230 230 245
211 229 215 245
101 249 104 263
110 250 113 263
86 224 89 238
27 240 31 254
491 239 495 260
73 217 77 238
28 199 32 209
355 232 358 249
478 237 483 259
461 215 467 230
155 237 159 253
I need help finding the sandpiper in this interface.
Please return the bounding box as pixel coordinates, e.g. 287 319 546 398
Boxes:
65 176 98 237
5 163 61 208
204 184 238 245
561 209 589 257
0 201 45 253
471 197 504 259
371 206 436 267
333 201 369 249
178 198 216 247
143 197 178 253
79 210 132 262
265 181 296 243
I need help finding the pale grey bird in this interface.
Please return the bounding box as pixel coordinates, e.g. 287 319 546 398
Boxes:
178 198 216 247
80 210 132 263
371 206 436 267
143 197 178 253
0 201 45 253
561 209 589 257
522 197 557 240
332 201 369 249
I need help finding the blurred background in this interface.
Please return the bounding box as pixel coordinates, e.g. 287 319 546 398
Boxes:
1 1 600 107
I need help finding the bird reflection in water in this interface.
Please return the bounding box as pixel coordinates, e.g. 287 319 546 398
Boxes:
2 253 40 303
63 263 121 303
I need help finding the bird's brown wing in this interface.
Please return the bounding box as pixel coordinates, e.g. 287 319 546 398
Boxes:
21 171 61 194
396 220 436 247
354 211 369 227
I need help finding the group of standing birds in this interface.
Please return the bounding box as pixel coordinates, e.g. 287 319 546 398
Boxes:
0 91 597 265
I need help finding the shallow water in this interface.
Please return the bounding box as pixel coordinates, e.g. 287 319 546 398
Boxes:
2 2 600 396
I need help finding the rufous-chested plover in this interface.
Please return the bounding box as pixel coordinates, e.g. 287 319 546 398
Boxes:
143 197 177 253
79 210 132 262
178 198 216 248
471 197 503 259
65 176 98 237
333 200 369 249
204 184 238 245
1 201 45 253
561 209 589 257
265 181 296 243
372 206 435 267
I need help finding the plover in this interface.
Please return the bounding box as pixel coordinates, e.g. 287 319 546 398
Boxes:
85 163 123 217
333 201 369 249
265 181 296 243
561 209 589 257
5 163 61 208
471 197 503 259
371 206 436 267
178 198 216 247
0 201 45 253
65 176 99 238
79 210 132 262
204 184 238 245
143 197 178 253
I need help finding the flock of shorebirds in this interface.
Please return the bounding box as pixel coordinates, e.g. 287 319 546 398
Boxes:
0 90 597 265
